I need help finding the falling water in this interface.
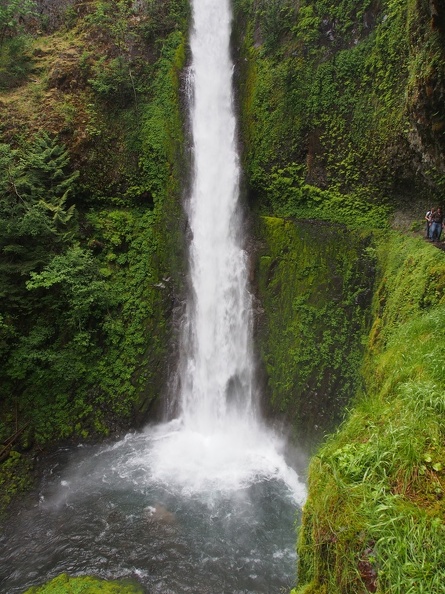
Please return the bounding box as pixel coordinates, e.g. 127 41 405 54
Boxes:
180 0 255 429
0 1 306 592
145 0 305 499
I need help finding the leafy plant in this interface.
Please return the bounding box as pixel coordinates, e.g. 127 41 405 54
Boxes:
0 0 36 45
0 34 33 89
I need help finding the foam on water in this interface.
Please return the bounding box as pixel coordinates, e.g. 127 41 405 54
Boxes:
126 420 306 502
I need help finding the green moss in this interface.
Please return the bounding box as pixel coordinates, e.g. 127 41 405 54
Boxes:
24 573 144 593
232 5 445 585
296 233 445 593
234 0 444 215
255 216 375 446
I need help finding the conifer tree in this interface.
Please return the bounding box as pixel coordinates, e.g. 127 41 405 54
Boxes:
0 133 79 314
21 132 78 234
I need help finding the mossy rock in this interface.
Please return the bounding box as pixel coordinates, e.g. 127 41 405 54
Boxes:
255 216 375 447
23 573 144 594
291 584 328 594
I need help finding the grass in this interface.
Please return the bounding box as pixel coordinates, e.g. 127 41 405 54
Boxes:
295 233 445 593
0 29 89 141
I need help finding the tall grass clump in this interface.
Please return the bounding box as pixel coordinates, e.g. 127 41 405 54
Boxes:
294 233 445 594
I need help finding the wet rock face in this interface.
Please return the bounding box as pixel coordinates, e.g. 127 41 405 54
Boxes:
254 218 376 451
318 1 381 51
47 48 84 92
35 0 77 30
430 0 445 34
407 0 445 174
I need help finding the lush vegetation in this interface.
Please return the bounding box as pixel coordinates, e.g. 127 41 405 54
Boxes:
233 0 445 220
232 0 445 591
0 0 189 506
1 0 445 592
293 233 445 593
255 216 375 447
0 0 36 46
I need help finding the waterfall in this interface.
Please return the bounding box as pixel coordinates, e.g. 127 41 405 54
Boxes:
146 0 305 499
180 0 254 430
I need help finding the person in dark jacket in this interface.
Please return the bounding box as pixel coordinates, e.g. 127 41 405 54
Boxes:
430 207 443 241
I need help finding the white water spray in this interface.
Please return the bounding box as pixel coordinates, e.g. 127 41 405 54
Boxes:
148 0 306 501
180 0 254 429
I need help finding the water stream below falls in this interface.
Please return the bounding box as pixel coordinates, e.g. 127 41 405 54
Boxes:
0 422 306 593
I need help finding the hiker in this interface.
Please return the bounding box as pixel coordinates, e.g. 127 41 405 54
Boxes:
430 207 443 241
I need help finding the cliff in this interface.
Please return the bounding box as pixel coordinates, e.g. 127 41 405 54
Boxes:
233 0 445 214
290 232 445 593
1 1 445 592
0 0 189 506
232 0 445 591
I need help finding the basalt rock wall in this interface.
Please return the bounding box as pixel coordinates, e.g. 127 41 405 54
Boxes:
253 216 375 450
